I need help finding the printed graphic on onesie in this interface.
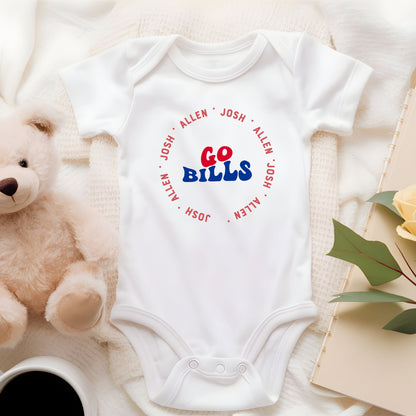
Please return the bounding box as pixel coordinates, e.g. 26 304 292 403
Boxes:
158 106 276 224
60 30 373 412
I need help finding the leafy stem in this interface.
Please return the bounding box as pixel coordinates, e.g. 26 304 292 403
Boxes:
327 219 402 286
362 249 416 287
334 248 416 287
395 242 416 282
328 191 416 334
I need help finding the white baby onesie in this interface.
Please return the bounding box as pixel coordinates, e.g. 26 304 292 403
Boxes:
60 30 373 411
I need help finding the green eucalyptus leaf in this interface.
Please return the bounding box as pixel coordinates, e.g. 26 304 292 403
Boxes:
328 219 402 286
368 191 401 218
330 290 415 304
383 309 416 334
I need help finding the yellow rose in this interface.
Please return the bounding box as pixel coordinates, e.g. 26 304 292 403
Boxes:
393 184 416 242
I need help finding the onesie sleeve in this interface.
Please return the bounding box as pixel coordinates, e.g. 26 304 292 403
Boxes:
59 42 133 139
294 32 373 136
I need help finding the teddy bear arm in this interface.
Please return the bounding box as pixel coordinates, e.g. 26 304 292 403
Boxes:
56 194 118 263
0 280 28 348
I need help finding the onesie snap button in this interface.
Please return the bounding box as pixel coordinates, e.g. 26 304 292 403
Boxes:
238 363 247 374
188 359 199 369
215 363 225 374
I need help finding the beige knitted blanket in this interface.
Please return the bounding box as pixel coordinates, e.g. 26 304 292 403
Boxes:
1 1 363 414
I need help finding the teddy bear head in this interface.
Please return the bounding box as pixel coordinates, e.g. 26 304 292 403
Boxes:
0 108 59 214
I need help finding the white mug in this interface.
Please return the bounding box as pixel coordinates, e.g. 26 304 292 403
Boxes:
0 356 97 416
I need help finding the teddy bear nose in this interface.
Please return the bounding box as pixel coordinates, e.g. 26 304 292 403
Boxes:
0 177 18 196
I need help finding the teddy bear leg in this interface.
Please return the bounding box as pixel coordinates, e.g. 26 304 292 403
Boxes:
45 261 106 334
0 282 28 348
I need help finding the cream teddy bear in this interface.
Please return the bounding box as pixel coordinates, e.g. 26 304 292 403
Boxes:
0 106 117 348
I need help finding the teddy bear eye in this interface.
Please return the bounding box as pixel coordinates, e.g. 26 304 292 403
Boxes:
18 159 28 168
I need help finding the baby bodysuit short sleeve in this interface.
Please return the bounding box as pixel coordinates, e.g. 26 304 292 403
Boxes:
59 30 373 412
295 32 373 136
60 43 132 139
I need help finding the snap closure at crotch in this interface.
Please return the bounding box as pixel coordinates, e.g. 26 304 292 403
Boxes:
184 357 251 380
215 363 225 373
238 363 247 374
154 356 272 409
188 359 199 369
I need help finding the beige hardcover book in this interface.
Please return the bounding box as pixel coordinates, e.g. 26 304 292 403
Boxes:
311 72 416 416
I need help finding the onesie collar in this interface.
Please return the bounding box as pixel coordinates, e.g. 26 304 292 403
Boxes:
167 31 268 83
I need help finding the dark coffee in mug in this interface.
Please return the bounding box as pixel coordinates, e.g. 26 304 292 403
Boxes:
0 371 84 415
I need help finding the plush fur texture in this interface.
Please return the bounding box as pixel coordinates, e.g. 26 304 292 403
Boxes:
0 107 117 348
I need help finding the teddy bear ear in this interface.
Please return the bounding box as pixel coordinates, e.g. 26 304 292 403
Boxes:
26 117 56 138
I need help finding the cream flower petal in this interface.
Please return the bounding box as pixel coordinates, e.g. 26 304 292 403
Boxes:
396 224 416 242
396 184 416 202
403 220 416 235
393 199 416 220
394 185 416 220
